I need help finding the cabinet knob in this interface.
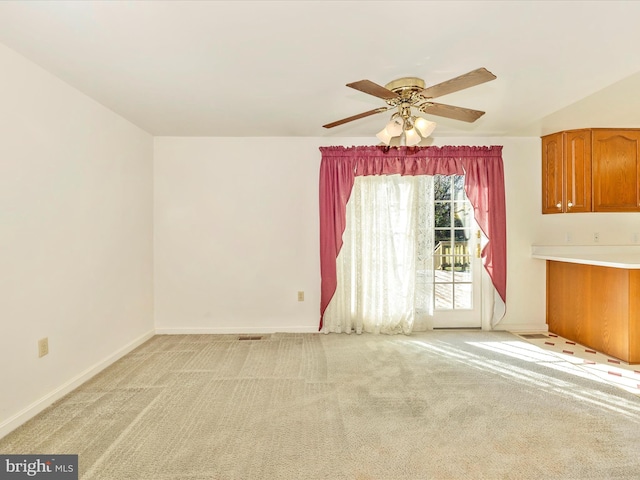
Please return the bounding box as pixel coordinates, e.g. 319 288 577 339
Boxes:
567 202 573 209
556 202 562 209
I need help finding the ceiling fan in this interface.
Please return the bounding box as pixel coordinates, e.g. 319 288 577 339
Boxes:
323 67 496 144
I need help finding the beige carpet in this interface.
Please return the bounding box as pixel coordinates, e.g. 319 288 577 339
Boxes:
2 331 640 479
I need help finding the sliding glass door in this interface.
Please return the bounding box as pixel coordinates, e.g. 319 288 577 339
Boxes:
431 175 482 328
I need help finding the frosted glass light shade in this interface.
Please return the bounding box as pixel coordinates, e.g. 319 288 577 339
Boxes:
376 115 404 145
376 127 393 145
386 116 404 136
404 128 421 146
414 117 437 138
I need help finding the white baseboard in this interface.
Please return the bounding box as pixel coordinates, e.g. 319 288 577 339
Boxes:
155 325 548 335
0 329 155 440
155 326 320 335
502 323 549 333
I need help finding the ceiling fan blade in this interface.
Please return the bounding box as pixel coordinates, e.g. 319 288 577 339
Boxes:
322 107 389 128
419 67 496 99
417 102 486 123
346 80 400 100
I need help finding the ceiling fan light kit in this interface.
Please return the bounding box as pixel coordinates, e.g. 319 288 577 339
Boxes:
323 67 496 146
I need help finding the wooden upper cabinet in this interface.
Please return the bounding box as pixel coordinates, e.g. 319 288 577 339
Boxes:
541 129 591 214
592 129 640 212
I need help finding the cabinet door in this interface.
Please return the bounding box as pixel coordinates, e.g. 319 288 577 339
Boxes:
564 129 592 213
546 261 585 340
592 129 640 212
541 133 563 214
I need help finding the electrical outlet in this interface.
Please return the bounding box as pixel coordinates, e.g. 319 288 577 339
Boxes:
38 337 49 358
565 232 572 243
633 233 639 244
593 232 600 243
297 291 304 302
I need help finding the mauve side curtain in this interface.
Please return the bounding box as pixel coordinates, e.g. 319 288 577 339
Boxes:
319 156 356 332
318 145 506 330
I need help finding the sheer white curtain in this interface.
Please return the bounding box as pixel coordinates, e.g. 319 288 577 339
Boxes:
323 174 434 335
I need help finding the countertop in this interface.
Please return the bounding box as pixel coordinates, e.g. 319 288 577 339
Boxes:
531 245 640 269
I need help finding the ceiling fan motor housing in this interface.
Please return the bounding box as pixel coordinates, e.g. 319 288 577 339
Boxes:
384 77 426 97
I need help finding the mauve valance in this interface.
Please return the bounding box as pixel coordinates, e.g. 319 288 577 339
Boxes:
319 145 500 157
319 145 506 330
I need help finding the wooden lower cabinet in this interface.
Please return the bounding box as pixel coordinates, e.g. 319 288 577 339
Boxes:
547 261 640 364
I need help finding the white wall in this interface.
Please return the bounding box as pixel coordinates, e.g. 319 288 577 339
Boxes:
154 137 331 333
0 43 155 436
153 136 571 334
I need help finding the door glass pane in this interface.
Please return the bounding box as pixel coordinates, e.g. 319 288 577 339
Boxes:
435 229 450 242
434 203 451 227
435 255 453 282
434 176 451 200
454 284 473 309
454 229 470 242
454 257 472 282
453 175 466 200
435 284 453 309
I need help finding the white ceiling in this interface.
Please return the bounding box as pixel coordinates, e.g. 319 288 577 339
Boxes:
1 1 640 139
